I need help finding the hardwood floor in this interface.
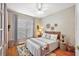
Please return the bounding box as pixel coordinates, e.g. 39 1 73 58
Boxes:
53 48 75 56
6 46 75 56
6 46 18 56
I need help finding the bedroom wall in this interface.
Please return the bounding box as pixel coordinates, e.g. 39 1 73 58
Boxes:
42 6 75 46
8 11 43 41
8 10 35 41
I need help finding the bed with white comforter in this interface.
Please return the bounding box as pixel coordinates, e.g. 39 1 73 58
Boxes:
26 37 58 56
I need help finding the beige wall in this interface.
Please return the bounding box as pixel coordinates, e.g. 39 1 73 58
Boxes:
42 6 75 46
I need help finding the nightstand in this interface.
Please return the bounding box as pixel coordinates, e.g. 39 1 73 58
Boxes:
38 35 42 37
60 42 66 51
66 45 75 52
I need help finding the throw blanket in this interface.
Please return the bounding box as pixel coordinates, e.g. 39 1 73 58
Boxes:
30 38 49 55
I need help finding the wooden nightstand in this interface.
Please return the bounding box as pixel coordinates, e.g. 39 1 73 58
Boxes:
66 45 75 52
38 35 42 37
60 42 66 51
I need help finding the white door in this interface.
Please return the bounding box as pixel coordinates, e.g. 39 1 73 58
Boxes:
76 4 79 56
0 3 8 56
0 3 2 55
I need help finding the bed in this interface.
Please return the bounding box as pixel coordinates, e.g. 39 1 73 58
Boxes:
26 31 61 56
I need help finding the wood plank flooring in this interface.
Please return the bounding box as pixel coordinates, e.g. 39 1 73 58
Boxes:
53 48 75 56
6 46 75 56
6 46 18 56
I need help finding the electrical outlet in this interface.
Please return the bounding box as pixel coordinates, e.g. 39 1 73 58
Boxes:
77 46 79 50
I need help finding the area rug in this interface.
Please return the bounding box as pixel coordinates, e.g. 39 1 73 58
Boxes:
17 44 32 56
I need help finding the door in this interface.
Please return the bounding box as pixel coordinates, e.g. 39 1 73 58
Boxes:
76 4 79 56
0 3 2 55
0 3 8 56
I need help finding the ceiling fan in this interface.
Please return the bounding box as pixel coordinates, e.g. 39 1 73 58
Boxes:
36 3 48 14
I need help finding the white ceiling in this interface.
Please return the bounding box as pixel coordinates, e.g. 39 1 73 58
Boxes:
7 3 74 18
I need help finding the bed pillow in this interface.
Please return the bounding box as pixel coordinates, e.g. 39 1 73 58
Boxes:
42 33 51 39
50 34 58 40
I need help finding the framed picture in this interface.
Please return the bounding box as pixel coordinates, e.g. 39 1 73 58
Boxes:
54 24 58 27
46 24 50 29
51 27 54 30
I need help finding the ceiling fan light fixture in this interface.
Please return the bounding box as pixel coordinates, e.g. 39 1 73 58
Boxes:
37 3 44 14
37 3 43 11
37 10 44 14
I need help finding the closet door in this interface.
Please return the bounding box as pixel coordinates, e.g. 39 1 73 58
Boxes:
0 3 2 55
0 3 8 56
4 3 8 55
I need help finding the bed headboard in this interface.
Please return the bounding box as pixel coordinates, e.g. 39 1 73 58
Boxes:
45 31 61 40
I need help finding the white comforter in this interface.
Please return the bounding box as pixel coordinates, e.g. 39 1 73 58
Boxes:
39 38 58 53
26 37 58 56
30 38 49 49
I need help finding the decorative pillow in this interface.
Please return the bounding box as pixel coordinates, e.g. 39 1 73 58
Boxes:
50 34 58 40
45 34 51 39
42 33 46 38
